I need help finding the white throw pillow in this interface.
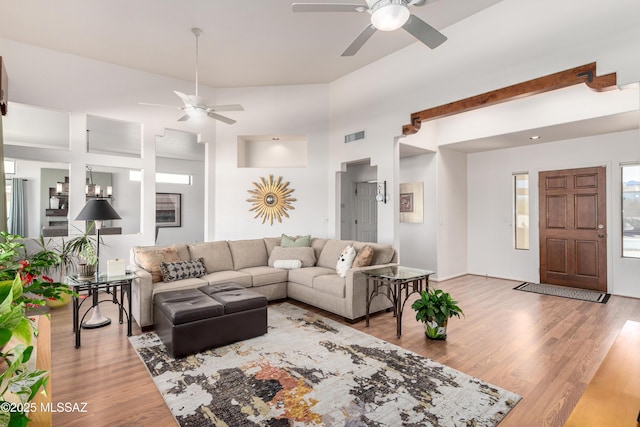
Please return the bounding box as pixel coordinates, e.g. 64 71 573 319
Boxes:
336 245 356 278
273 259 303 269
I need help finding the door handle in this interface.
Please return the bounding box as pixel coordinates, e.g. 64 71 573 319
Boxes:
598 234 605 238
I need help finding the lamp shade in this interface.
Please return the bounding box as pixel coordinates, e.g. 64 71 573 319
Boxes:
75 198 121 221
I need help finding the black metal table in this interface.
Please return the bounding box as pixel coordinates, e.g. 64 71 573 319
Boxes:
364 266 434 338
67 272 135 348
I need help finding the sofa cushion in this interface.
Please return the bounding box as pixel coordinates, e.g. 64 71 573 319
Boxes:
317 240 354 269
336 245 356 278
228 239 268 270
353 241 395 265
281 234 311 247
202 270 253 288
188 241 234 273
263 237 281 255
288 266 335 288
152 277 209 297
313 274 346 298
239 266 288 287
268 246 316 268
135 246 181 283
160 258 206 282
311 238 328 261
352 245 374 268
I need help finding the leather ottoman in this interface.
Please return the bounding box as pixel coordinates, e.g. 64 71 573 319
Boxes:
153 283 268 358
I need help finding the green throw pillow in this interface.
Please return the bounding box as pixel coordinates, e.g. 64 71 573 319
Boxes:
281 234 311 247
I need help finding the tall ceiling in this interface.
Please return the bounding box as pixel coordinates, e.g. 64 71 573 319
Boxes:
0 0 500 87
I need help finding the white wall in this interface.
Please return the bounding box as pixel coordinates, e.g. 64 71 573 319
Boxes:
212 84 330 240
399 153 437 271
467 130 640 297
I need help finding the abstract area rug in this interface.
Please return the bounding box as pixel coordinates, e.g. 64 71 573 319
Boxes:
129 303 521 426
515 282 610 303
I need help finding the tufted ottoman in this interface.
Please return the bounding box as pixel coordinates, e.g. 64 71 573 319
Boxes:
153 282 268 358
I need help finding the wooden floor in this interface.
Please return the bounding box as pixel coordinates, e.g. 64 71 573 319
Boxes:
49 275 640 426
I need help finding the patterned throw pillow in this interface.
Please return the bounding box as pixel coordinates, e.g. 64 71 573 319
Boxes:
160 258 206 283
352 245 374 268
336 245 356 278
136 247 180 283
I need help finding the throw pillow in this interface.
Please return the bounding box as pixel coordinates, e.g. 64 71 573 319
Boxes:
336 245 356 278
136 247 180 283
268 246 316 268
352 245 374 268
160 258 206 282
281 234 311 247
273 259 303 269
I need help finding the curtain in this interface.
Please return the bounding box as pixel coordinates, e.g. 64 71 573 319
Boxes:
0 117 6 232
8 177 25 236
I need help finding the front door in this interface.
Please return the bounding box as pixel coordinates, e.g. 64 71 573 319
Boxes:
539 166 607 291
355 182 377 242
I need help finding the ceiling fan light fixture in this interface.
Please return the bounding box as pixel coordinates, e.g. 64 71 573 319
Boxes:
370 1 410 31
186 106 207 119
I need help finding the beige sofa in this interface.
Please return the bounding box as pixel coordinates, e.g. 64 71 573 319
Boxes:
129 237 397 329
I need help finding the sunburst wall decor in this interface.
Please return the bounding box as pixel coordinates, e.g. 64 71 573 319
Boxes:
247 175 296 225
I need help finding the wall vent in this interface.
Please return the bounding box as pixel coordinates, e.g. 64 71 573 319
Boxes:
344 130 365 143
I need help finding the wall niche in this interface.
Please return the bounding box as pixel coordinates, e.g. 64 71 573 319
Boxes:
237 135 308 168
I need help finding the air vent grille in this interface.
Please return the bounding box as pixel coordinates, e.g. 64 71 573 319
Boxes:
344 130 365 143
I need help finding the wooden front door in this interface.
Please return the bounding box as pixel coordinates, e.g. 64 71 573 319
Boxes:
539 166 607 291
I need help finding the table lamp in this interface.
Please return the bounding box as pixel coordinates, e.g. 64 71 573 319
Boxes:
75 198 121 328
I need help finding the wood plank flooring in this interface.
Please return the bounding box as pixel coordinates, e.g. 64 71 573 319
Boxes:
49 275 640 426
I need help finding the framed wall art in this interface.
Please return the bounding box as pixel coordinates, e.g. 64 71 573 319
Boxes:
399 182 424 223
156 193 181 227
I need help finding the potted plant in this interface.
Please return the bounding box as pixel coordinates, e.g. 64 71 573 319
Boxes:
411 288 464 340
64 224 99 279
0 232 71 425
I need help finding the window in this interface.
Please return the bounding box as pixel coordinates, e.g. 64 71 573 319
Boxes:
622 163 640 258
514 173 529 250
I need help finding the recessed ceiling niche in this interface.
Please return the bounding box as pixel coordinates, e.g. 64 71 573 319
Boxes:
237 135 308 168
2 102 69 149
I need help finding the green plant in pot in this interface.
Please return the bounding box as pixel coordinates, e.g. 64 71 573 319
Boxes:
411 288 464 340
65 224 98 279
0 232 72 425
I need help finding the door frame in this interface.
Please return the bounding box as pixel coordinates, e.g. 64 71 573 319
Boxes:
532 162 612 291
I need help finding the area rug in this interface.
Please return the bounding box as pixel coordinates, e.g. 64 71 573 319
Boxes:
515 282 610 303
129 303 521 426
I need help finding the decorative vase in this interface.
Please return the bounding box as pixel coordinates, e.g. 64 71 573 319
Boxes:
77 263 96 279
424 317 448 340
45 290 72 309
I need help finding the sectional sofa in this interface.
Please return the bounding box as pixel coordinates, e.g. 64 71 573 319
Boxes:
128 237 397 329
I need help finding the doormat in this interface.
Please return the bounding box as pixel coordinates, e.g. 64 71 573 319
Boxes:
514 282 610 303
130 302 521 426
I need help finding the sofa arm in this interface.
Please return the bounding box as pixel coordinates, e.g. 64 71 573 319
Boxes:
128 264 153 329
345 263 397 319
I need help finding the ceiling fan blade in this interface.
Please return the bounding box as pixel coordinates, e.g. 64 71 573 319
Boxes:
342 24 377 56
174 90 193 106
177 114 190 122
292 3 367 13
207 104 245 112
207 112 236 125
402 14 447 49
139 102 182 110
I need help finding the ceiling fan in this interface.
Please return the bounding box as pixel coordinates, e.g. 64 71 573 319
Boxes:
140 27 244 124
292 0 447 56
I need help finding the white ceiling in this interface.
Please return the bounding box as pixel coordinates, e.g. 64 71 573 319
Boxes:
0 0 500 87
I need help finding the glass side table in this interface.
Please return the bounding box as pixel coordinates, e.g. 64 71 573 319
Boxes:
363 266 434 338
67 272 135 348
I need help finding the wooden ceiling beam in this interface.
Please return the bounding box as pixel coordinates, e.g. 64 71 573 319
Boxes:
402 62 618 136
